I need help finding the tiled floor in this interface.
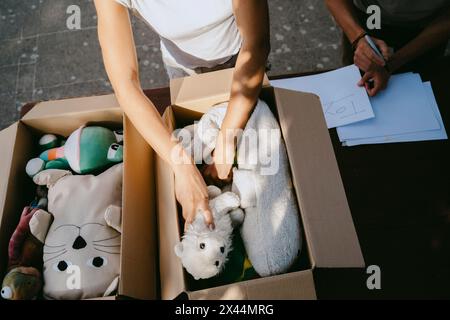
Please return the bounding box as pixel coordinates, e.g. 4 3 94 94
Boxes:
0 0 448 130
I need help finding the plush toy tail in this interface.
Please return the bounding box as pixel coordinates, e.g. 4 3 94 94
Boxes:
39 146 65 162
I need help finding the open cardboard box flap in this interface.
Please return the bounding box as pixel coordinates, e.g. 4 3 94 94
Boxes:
22 95 121 136
157 108 186 300
23 94 120 121
0 123 20 229
0 95 157 300
274 88 364 268
188 269 316 300
121 115 158 299
170 68 270 112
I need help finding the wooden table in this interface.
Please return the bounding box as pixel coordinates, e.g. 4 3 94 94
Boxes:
20 57 450 299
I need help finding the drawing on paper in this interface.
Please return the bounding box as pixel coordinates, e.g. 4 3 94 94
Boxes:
323 94 368 120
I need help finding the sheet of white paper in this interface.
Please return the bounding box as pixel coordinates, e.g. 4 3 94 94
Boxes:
342 82 447 146
337 73 440 141
271 65 374 128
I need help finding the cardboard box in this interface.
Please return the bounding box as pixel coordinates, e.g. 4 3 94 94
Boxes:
0 94 158 300
156 68 365 300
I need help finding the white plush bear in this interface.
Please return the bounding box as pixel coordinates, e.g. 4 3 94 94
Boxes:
177 99 302 277
174 186 244 280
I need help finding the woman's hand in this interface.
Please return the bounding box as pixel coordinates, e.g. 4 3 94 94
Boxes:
212 130 236 181
201 162 233 188
173 163 214 231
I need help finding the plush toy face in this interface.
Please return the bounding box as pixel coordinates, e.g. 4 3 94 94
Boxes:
42 221 121 299
174 186 242 280
1 267 41 300
175 232 230 280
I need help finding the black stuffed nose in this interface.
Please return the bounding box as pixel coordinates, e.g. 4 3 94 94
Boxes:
72 235 87 250
220 247 225 254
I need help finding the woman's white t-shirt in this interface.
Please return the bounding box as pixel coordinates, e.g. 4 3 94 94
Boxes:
115 0 242 69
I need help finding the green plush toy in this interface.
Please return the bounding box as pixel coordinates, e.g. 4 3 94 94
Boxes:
37 134 65 152
26 126 123 177
26 135 70 178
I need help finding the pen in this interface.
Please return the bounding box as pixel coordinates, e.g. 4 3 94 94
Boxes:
363 35 386 89
364 35 385 63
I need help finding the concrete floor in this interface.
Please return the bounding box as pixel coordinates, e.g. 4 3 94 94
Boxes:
0 0 344 130
0 0 448 130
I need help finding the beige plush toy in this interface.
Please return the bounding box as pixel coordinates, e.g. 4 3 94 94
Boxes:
29 163 123 300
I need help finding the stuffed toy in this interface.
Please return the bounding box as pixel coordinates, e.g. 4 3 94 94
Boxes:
174 186 244 280
1 205 46 300
180 99 302 277
187 229 259 291
29 163 123 299
26 126 123 177
26 134 70 177
37 134 65 152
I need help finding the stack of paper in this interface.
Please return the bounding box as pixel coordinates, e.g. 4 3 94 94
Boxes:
271 65 447 146
271 65 375 128
337 74 447 146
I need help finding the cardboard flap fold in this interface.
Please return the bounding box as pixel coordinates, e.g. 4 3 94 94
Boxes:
188 270 316 300
23 94 120 121
275 88 365 268
0 124 19 224
157 108 187 300
170 68 270 112
0 123 36 278
120 116 158 299
22 95 122 136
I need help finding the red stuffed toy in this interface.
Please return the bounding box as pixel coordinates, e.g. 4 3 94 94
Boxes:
1 191 48 300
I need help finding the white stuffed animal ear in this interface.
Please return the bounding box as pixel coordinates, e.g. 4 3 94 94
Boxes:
103 276 120 297
174 243 184 258
207 185 222 199
33 169 72 188
104 205 122 233
29 209 53 243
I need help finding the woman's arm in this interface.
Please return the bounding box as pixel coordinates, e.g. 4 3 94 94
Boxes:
388 7 450 72
213 0 270 179
94 0 213 228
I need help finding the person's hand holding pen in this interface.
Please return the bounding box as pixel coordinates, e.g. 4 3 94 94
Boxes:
353 33 393 96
